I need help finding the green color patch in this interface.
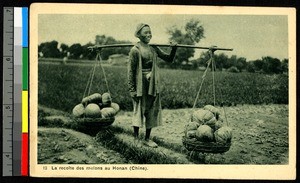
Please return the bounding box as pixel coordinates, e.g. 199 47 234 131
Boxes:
22 48 28 90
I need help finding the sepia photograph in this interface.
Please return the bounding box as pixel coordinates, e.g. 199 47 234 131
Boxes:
29 3 296 179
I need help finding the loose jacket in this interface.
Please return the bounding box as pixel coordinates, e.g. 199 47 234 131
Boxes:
128 42 177 97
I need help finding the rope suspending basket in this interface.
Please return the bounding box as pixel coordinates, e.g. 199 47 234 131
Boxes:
182 47 233 154
72 50 119 129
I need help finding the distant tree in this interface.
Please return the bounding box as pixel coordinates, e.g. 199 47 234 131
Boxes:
246 61 256 73
82 42 96 60
281 58 288 73
213 53 229 71
95 35 131 60
236 57 247 71
253 59 264 72
95 35 116 45
246 57 286 74
221 55 231 69
60 43 69 58
208 53 246 72
38 40 61 58
228 55 238 69
262 56 282 74
190 59 200 69
95 35 114 59
198 51 211 67
167 19 205 67
197 51 248 72
69 43 83 59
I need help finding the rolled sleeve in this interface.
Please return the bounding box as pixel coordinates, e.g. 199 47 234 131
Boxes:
153 46 177 63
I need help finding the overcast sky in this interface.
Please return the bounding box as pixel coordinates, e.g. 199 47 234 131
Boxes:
38 14 288 61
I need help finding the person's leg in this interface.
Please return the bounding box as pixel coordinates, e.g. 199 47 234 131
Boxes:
145 128 151 140
132 126 143 146
143 127 157 148
131 96 143 140
143 95 158 148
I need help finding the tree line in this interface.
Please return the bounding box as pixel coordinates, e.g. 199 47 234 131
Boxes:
188 53 288 74
38 35 131 60
38 19 288 74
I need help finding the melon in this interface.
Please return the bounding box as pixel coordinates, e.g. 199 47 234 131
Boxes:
186 130 197 138
195 125 214 142
214 120 223 131
214 126 232 144
204 116 217 129
82 93 102 105
110 102 120 113
84 103 101 118
72 103 85 117
192 109 215 125
203 105 220 117
102 93 112 107
185 121 200 131
218 115 224 122
101 107 116 118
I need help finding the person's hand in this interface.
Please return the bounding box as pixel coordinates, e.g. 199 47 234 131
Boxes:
132 96 139 103
209 45 217 53
130 92 139 102
146 72 151 81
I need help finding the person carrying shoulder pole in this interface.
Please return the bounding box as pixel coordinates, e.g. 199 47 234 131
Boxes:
127 23 177 148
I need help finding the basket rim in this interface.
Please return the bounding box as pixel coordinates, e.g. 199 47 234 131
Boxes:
182 136 231 153
73 116 115 127
182 136 231 146
74 116 114 121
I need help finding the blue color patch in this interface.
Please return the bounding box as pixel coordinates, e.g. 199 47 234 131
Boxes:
22 8 28 47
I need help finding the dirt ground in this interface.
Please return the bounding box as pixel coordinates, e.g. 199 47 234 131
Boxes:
38 104 289 164
38 127 131 164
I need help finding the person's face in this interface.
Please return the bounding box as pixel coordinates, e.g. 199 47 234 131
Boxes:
138 26 152 44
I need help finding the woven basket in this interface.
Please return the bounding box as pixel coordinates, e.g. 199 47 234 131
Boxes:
74 117 115 129
182 136 231 153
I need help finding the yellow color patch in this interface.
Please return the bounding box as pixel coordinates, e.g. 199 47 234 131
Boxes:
22 91 28 133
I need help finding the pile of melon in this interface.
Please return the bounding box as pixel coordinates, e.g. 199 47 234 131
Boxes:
72 92 120 119
185 105 232 144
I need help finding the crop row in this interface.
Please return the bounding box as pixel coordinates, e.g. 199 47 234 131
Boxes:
38 62 288 113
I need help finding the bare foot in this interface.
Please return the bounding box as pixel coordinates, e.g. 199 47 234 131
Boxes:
143 139 158 148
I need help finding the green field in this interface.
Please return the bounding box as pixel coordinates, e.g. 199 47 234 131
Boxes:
38 62 288 113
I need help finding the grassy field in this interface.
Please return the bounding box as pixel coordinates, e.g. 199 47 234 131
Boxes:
38 61 288 113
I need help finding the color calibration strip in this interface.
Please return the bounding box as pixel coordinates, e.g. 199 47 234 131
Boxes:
14 7 23 176
2 7 28 176
21 7 29 176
